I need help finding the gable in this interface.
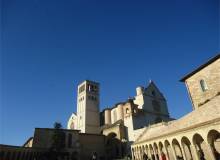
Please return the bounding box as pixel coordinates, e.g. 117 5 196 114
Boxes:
144 81 166 100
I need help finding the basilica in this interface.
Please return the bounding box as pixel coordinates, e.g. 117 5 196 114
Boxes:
0 53 220 160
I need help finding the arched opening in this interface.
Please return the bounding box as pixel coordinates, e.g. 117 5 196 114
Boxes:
172 139 183 159
193 133 210 160
70 122 74 129
159 142 167 160
207 129 220 159
106 132 122 159
139 146 142 160
145 144 149 158
153 142 160 160
149 144 155 160
165 140 174 160
181 136 193 160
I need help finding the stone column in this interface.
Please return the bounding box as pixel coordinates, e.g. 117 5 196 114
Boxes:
191 144 199 160
207 143 216 160
148 148 152 159
180 145 187 160
158 147 162 160
171 145 177 160
153 148 159 160
149 148 153 160
164 147 170 160
131 148 134 160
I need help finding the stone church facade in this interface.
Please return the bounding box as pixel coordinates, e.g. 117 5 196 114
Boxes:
67 78 173 158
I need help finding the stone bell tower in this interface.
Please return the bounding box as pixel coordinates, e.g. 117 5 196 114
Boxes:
76 80 100 134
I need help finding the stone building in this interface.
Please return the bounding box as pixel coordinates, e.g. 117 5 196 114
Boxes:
131 54 220 160
67 79 173 158
32 128 106 159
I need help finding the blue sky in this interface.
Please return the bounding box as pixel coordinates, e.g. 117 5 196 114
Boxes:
1 0 219 146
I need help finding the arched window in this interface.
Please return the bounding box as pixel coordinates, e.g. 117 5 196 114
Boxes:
68 133 72 148
70 122 74 129
126 108 129 114
200 79 208 92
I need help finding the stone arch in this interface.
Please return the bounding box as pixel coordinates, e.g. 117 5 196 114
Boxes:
181 136 193 160
106 132 122 159
207 129 220 159
153 142 159 160
172 138 183 159
149 144 155 159
145 144 149 157
164 140 174 160
193 133 210 160
158 141 167 159
139 146 142 159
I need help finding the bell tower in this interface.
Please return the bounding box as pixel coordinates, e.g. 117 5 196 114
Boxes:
76 80 100 134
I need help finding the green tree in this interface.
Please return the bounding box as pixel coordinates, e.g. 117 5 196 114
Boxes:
51 122 65 152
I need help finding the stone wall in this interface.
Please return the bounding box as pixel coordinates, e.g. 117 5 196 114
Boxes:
79 133 106 160
185 58 220 109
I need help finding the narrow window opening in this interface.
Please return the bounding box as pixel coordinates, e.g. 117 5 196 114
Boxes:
200 79 208 92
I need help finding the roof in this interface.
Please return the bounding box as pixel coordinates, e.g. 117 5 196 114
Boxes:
23 137 33 147
35 128 80 132
101 119 123 130
180 53 220 82
101 99 133 112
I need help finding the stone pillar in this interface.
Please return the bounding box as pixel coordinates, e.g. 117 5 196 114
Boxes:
158 147 162 160
153 147 159 160
131 148 134 160
191 144 199 160
140 147 143 160
207 143 216 160
180 145 187 160
171 146 177 160
164 147 170 160
149 148 153 160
